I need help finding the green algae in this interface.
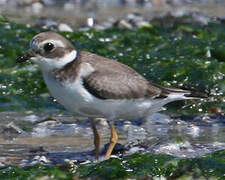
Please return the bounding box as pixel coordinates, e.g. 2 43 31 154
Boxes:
0 16 224 180
0 164 74 180
77 150 225 179
0 150 224 180
0 17 225 114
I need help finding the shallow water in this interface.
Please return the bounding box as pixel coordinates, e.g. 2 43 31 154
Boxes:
0 111 224 166
0 15 224 179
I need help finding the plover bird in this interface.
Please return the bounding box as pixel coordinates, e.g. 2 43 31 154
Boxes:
17 32 205 160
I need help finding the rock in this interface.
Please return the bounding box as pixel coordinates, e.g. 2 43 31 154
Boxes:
87 17 95 27
23 114 40 123
31 2 43 15
32 119 61 137
115 19 133 29
64 2 75 11
31 155 50 165
0 122 24 140
58 23 73 32
34 17 58 30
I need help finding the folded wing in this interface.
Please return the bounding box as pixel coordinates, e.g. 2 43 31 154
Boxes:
83 71 162 100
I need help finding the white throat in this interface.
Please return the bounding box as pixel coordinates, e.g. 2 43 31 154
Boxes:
31 50 77 72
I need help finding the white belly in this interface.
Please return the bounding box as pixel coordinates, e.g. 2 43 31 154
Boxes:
43 72 95 117
43 73 177 120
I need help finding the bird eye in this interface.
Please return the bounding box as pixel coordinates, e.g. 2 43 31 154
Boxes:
43 42 54 52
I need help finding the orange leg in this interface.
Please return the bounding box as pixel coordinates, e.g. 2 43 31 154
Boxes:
105 122 118 160
91 120 100 160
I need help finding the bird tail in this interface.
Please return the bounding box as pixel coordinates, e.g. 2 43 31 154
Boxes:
183 90 208 99
153 83 208 99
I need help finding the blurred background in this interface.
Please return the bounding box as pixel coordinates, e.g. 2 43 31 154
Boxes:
1 0 225 30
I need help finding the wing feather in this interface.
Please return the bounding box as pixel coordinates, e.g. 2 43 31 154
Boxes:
83 71 161 100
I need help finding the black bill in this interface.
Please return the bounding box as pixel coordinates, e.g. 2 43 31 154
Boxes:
16 51 34 63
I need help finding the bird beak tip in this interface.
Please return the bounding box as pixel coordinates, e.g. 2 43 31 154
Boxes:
16 51 33 63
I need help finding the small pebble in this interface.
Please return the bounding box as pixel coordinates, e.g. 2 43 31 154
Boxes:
31 155 50 165
58 23 73 32
31 2 43 14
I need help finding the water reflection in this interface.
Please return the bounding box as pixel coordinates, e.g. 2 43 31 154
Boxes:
0 111 224 165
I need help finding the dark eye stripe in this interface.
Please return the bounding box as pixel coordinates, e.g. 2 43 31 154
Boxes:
42 47 66 59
